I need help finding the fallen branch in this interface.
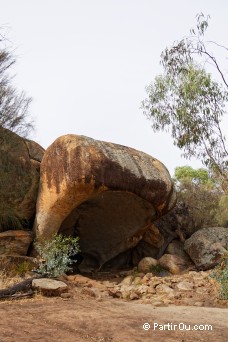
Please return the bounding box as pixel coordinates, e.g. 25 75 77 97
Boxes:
0 290 34 300
0 277 39 299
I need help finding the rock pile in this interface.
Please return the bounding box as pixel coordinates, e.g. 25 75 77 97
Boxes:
66 270 220 307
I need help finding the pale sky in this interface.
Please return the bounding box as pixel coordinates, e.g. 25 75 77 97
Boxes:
1 0 228 176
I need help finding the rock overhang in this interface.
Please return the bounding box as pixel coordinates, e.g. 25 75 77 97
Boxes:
34 134 176 270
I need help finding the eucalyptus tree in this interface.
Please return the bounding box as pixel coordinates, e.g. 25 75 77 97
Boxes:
142 14 227 188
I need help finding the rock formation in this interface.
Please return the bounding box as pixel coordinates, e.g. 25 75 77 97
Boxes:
184 227 228 269
0 127 44 232
0 230 33 255
131 202 191 265
137 257 158 273
158 253 191 275
34 134 176 271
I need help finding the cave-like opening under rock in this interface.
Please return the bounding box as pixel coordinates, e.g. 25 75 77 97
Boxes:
59 191 157 271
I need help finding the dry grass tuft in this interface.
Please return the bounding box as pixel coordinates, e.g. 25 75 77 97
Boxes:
0 269 23 290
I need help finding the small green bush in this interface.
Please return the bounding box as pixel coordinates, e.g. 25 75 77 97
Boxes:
35 234 80 278
210 252 228 300
149 264 166 276
15 261 33 276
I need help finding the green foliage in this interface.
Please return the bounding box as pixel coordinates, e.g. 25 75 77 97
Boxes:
175 166 212 185
14 261 33 276
35 234 80 278
149 264 164 276
210 252 228 300
142 14 228 182
174 166 227 229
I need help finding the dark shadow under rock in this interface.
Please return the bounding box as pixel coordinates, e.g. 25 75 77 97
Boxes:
60 191 156 271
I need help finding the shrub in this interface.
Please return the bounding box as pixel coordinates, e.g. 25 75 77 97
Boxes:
210 252 228 300
35 234 80 278
14 261 33 276
149 264 165 276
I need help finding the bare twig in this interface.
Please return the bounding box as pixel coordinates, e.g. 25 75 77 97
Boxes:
0 290 34 300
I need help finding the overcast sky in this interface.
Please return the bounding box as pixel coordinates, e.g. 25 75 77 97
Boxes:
1 0 228 175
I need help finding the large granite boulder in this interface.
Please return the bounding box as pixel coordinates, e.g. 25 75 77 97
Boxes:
0 127 45 232
184 227 228 269
34 134 176 271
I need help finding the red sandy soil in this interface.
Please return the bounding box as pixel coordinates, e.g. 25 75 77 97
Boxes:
0 294 227 342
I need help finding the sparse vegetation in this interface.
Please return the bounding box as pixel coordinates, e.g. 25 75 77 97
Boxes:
14 261 33 277
0 270 22 290
149 264 165 276
0 30 33 137
35 234 80 278
174 166 228 230
210 252 228 300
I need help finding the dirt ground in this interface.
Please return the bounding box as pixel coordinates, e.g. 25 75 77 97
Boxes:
0 293 227 342
0 268 228 342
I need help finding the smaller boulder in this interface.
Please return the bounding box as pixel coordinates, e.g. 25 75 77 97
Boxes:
32 278 68 296
184 227 228 270
129 292 140 300
138 257 158 273
60 292 72 299
167 240 192 263
158 254 188 274
0 230 33 255
121 275 134 286
81 287 98 298
155 284 174 294
133 276 142 286
176 281 194 291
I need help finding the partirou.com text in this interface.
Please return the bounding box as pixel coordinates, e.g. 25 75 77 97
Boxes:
143 322 213 331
